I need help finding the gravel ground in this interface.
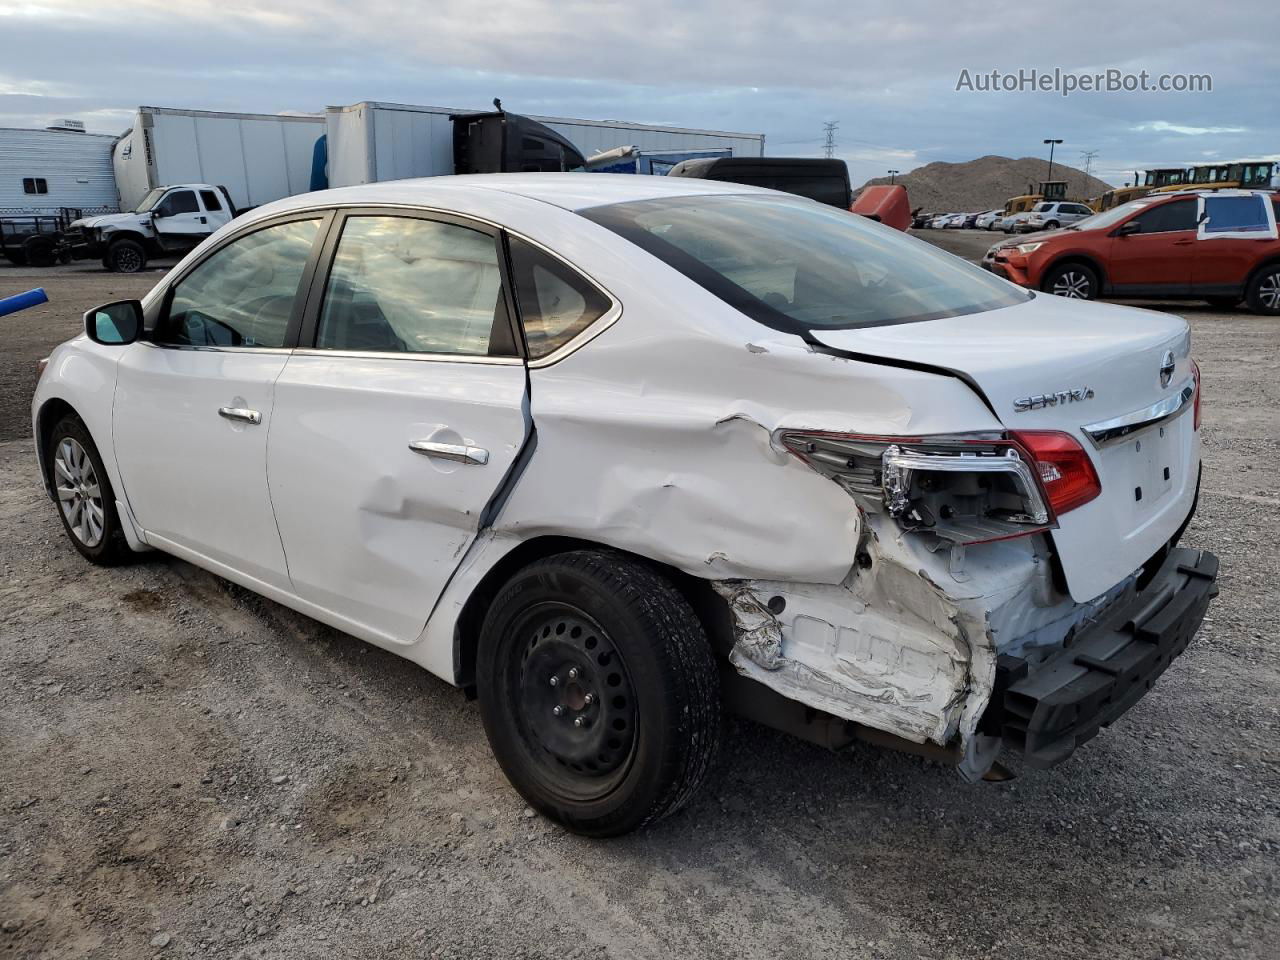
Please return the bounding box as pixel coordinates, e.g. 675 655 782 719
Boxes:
1 258 1277 960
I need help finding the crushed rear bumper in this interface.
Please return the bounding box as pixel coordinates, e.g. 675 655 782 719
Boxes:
981 547 1218 768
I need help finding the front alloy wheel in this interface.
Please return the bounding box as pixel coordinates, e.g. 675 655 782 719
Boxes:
1044 262 1099 300
47 415 131 564
54 436 105 547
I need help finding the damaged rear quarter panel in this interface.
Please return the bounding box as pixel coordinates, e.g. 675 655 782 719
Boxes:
493 254 1002 585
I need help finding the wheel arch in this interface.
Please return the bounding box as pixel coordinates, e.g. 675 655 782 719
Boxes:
451 535 734 693
103 230 149 248
1244 255 1280 290
1040 253 1106 292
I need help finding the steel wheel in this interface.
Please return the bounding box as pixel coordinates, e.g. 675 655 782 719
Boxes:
53 437 105 547
513 603 638 800
477 550 720 836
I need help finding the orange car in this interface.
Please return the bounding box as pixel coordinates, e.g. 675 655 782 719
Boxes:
982 189 1280 314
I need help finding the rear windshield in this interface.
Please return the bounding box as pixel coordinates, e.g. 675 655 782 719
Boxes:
580 194 1028 332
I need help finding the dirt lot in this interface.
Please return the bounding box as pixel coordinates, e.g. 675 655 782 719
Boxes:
1 256 1278 960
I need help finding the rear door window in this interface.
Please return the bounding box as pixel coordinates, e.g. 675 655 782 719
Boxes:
314 215 515 357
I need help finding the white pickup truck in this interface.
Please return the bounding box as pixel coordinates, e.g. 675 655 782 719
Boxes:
66 184 236 273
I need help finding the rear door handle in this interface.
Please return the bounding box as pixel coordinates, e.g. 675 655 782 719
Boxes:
1173 239 1194 245
408 440 489 465
218 406 262 425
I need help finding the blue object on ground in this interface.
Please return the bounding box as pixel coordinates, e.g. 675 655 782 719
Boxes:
0 288 49 318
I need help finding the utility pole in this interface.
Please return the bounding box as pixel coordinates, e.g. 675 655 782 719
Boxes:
822 122 838 159
1044 138 1063 183
1080 149 1099 183
888 169 900 184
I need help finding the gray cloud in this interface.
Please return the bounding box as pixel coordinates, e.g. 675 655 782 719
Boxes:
1 0 1273 187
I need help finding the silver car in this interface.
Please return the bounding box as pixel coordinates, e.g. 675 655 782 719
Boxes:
1025 201 1094 231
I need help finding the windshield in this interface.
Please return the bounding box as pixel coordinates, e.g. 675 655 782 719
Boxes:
134 188 167 213
580 194 1029 332
1072 198 1158 231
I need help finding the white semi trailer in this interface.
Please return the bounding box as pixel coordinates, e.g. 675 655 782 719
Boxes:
112 106 326 213
325 101 765 186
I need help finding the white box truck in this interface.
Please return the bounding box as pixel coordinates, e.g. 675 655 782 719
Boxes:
112 106 326 213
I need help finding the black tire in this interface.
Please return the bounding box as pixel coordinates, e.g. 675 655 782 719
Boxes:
1044 220 1060 231
1042 261 1099 300
1205 295 1241 310
107 238 147 274
1244 264 1280 315
46 415 132 565
22 235 57 268
477 550 720 837
3 249 27 266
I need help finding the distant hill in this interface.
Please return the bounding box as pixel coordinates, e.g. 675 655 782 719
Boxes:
858 155 1115 214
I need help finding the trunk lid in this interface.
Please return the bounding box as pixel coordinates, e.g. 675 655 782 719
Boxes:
812 295 1199 602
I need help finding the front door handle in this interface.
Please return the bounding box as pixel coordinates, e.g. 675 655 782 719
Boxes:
218 406 262 425
408 440 489 465
1173 239 1194 245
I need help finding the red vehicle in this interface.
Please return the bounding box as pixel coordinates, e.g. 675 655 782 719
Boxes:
850 184 912 231
983 189 1280 314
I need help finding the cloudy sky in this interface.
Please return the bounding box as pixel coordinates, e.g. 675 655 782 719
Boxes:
1 0 1273 187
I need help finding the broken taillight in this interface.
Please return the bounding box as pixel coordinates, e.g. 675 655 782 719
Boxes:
1008 430 1101 516
777 430 1054 545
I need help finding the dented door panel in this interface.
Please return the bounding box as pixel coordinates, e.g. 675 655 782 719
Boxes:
267 353 528 644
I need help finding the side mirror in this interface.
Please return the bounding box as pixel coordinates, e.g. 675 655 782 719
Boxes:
1116 221 1140 237
85 300 143 345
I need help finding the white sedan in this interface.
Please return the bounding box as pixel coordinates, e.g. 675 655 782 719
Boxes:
33 175 1217 835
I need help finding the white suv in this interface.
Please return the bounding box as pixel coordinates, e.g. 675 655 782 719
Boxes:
1026 200 1094 231
32 175 1217 836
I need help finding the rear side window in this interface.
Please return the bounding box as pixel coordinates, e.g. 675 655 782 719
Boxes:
508 237 612 360
199 189 223 212
315 215 513 357
155 218 320 348
22 177 48 195
1203 195 1270 233
1131 199 1196 234
1033 203 1052 212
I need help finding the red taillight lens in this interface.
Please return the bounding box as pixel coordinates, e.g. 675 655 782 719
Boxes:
1191 358 1201 430
1010 430 1101 516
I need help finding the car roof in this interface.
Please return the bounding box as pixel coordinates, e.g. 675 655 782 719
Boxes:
266 173 778 217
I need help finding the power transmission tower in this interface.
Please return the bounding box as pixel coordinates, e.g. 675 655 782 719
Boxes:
1080 149 1099 183
822 122 838 159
